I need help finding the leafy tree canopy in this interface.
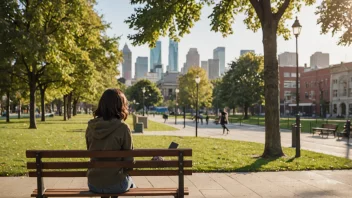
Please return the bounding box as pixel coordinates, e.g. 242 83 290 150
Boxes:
126 79 163 110
178 67 213 109
221 53 264 118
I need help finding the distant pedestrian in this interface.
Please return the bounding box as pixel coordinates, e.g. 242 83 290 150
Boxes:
205 114 209 125
199 113 203 125
220 109 230 134
162 113 168 123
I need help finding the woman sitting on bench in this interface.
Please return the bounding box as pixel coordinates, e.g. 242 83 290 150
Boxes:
85 88 135 197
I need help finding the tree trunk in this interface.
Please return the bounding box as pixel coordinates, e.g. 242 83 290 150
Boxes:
67 92 72 119
29 78 37 129
63 95 67 121
244 105 249 119
261 21 284 158
40 86 46 122
6 91 10 122
18 99 21 119
57 100 62 116
72 98 78 116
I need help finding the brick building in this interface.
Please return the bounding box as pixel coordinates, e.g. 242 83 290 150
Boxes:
279 66 304 115
300 66 330 117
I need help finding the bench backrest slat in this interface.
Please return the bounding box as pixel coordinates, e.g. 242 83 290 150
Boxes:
322 124 338 130
26 149 192 158
28 170 192 177
27 160 192 169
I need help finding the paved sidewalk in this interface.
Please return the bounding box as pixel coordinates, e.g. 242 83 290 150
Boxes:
1 171 352 198
146 116 352 160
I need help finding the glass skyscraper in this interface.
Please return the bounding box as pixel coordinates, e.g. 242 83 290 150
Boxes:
135 56 148 79
213 47 225 75
122 44 132 80
168 39 178 72
150 41 162 72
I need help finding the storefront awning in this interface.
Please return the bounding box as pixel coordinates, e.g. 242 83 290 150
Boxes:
288 103 315 107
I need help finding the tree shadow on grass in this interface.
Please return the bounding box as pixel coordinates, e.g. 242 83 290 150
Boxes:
235 156 282 172
68 129 85 132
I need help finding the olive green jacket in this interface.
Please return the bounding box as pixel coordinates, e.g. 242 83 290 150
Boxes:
85 117 133 188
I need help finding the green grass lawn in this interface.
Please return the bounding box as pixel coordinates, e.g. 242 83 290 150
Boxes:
0 115 351 176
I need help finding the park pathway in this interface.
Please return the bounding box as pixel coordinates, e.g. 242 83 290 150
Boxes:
144 115 352 160
1 171 352 197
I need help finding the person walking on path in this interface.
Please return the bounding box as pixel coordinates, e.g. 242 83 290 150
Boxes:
162 112 168 123
220 109 230 134
205 114 209 125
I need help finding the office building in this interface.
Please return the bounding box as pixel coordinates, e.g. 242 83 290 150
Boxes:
150 41 162 72
240 50 255 56
213 47 225 75
278 52 297 66
154 64 163 80
310 52 330 68
208 59 220 80
279 65 305 115
201 61 208 76
122 44 132 80
135 57 148 79
168 39 178 72
185 48 200 73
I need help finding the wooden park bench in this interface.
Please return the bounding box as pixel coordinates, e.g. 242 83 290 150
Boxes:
312 124 338 138
337 126 352 140
26 149 192 198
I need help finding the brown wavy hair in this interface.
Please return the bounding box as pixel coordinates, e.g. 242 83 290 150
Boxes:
94 89 129 121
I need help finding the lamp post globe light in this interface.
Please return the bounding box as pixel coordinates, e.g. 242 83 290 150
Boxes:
292 16 302 157
142 87 146 116
195 76 200 137
133 100 136 113
175 88 179 124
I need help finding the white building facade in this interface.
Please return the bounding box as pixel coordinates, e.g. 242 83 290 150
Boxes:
330 62 352 117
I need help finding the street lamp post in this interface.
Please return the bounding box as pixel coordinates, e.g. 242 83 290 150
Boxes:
292 17 302 157
195 76 200 137
142 87 146 116
175 88 179 124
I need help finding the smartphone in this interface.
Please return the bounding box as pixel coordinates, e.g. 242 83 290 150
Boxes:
168 142 179 149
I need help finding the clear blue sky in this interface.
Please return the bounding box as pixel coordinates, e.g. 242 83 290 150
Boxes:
95 0 352 75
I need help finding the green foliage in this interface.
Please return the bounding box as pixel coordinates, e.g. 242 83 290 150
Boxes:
125 0 318 47
317 0 352 46
211 78 226 111
178 67 213 108
0 0 123 126
221 53 264 111
126 79 163 110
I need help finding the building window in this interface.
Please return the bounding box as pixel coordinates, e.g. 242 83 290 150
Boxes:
333 79 338 84
333 90 338 97
333 104 337 113
305 92 309 99
291 73 296 77
284 72 290 77
310 91 315 99
305 82 309 88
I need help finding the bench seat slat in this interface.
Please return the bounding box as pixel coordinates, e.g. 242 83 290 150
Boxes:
29 170 193 177
27 160 192 169
31 188 189 197
26 149 192 158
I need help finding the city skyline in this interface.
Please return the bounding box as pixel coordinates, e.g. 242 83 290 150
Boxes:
95 1 352 76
